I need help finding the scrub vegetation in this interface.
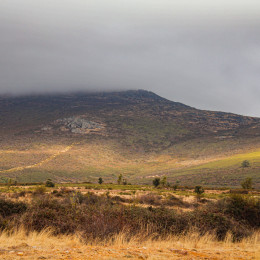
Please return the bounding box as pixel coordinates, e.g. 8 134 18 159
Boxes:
0 183 259 259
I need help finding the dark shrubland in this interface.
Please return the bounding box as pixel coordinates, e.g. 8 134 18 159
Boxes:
0 199 27 218
137 193 188 207
217 195 260 227
0 192 258 242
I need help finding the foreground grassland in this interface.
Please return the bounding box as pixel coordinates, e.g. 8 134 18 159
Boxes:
0 184 259 259
0 229 259 259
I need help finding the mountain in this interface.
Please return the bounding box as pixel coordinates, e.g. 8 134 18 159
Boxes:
0 90 259 188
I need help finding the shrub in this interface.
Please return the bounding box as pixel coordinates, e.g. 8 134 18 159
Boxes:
112 196 127 203
241 178 253 190
161 176 167 187
165 194 188 207
0 199 27 217
190 210 245 240
33 186 46 195
21 197 77 234
52 189 63 197
0 192 257 242
117 174 123 185
194 186 204 195
18 190 27 197
230 189 248 194
172 181 180 191
220 195 260 228
241 160 250 168
60 187 73 194
153 178 160 187
74 191 84 204
98 177 103 185
138 193 162 206
119 192 131 195
45 179 55 187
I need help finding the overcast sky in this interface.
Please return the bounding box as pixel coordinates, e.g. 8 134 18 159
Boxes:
0 1 260 116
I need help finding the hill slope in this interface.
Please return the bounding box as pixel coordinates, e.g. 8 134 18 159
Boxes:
0 90 259 187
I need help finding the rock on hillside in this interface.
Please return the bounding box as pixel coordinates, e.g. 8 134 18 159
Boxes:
41 116 104 134
57 117 103 133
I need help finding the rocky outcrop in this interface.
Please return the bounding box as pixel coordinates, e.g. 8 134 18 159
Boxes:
41 116 104 134
57 117 103 133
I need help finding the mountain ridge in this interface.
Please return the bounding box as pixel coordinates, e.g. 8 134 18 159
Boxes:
0 89 259 187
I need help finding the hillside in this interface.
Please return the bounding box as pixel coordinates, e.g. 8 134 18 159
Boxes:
0 90 259 187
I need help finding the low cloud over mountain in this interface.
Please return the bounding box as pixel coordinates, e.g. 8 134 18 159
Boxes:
0 1 260 116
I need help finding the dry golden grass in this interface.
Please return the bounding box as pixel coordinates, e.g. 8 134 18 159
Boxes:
0 228 259 259
0 139 238 175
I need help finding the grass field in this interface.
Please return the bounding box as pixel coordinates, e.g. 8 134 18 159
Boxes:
0 229 258 259
0 137 259 188
163 150 260 188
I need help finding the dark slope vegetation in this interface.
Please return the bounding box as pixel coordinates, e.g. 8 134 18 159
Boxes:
0 90 259 186
0 90 259 149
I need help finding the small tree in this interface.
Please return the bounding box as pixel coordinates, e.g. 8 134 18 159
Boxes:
241 160 250 168
241 177 253 190
173 180 180 191
194 185 204 200
45 179 55 187
98 177 103 185
7 178 13 190
161 176 167 187
117 174 123 185
153 178 160 188
122 178 127 185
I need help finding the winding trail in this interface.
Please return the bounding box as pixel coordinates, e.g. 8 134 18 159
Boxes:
0 142 80 174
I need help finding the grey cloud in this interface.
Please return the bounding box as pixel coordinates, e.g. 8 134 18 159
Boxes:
0 1 260 116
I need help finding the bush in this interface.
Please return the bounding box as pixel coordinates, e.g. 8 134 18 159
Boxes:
0 192 258 241
0 199 27 217
165 194 188 207
112 196 128 203
161 176 167 187
138 193 188 208
45 179 55 187
33 186 46 195
220 195 260 228
21 197 77 234
190 210 245 240
18 190 27 197
138 193 162 206
172 181 180 191
98 177 103 185
117 174 123 185
230 189 248 194
60 187 73 194
194 186 204 195
52 190 63 197
153 178 160 187
241 160 250 168
241 178 253 190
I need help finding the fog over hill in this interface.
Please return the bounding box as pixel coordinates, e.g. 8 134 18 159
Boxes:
0 90 259 140
1 1 260 116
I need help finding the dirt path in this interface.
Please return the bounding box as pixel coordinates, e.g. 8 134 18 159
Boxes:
0 244 257 259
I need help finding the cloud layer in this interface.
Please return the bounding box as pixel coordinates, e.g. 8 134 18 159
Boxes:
0 1 260 116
